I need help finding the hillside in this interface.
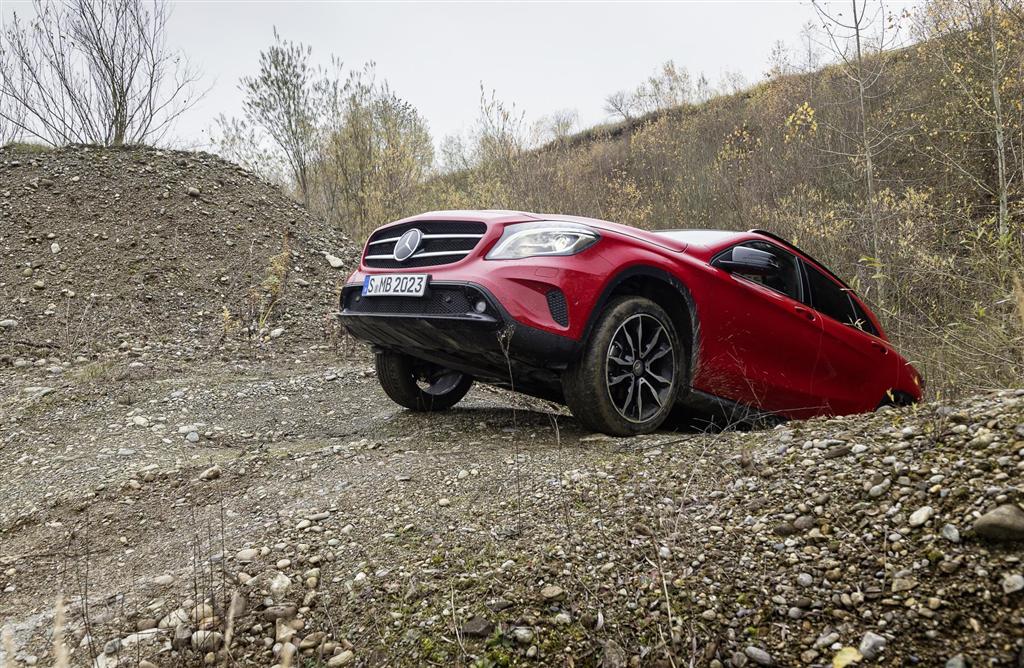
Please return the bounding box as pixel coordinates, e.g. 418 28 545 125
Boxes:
0 145 359 363
420 36 1024 401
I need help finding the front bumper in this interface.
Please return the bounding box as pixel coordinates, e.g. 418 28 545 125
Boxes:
338 281 580 400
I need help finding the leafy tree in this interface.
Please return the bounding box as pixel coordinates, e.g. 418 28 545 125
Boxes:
314 65 434 237
237 29 335 204
914 0 1023 238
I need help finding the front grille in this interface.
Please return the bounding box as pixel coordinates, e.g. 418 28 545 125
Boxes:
364 221 487 268
342 284 492 318
546 290 569 327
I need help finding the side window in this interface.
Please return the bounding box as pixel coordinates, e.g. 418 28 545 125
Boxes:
724 241 801 301
803 262 876 334
849 298 880 337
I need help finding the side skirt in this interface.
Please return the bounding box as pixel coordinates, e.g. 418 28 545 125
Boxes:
672 389 785 431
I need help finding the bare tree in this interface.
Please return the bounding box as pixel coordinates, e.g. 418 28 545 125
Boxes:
605 60 696 121
531 108 579 145
813 0 906 306
604 90 634 122
239 29 334 204
0 0 202 146
766 39 796 77
0 46 26 146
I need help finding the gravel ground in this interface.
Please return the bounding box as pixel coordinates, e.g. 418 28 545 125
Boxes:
1 347 1022 667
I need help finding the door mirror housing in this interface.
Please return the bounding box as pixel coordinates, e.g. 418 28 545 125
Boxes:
713 246 782 276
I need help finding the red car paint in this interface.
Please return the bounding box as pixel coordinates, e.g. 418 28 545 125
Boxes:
342 210 922 419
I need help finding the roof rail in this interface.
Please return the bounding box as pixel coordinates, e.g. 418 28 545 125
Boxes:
747 228 854 292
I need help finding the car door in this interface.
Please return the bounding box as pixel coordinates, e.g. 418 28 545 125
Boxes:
697 240 827 418
799 260 898 414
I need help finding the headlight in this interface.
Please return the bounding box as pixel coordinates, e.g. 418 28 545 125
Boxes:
486 222 600 260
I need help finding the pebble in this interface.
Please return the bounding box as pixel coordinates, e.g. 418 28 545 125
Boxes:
941 524 961 543
744 646 774 666
198 464 221 481
327 650 355 666
891 577 917 593
236 548 259 563
859 631 887 660
541 584 566 601
1002 573 1024 594
461 615 494 637
191 630 223 652
512 627 534 644
908 505 934 527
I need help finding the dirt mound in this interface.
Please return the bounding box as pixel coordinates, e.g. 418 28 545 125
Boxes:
0 145 358 362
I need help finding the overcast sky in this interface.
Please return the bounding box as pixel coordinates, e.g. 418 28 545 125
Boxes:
1 1 892 150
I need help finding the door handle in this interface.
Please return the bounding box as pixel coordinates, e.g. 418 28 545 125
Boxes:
794 306 816 321
871 341 889 355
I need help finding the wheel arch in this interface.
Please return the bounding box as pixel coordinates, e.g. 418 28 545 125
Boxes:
580 265 700 390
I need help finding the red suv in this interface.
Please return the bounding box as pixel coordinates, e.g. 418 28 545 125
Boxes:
338 210 922 435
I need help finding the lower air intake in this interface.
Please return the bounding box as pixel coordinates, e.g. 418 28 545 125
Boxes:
546 290 569 327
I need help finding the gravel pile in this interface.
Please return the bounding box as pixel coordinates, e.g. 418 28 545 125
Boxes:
0 145 358 361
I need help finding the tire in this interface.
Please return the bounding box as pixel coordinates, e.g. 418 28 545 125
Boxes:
564 296 686 436
375 351 473 412
876 390 915 411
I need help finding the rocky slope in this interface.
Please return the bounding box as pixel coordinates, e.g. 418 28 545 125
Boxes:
0 145 359 363
1 348 1021 666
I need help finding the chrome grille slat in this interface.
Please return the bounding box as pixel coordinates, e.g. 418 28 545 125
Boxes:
365 250 471 260
364 221 487 269
367 233 484 247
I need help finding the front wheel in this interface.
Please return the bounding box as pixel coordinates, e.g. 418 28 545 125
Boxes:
563 296 686 436
375 351 473 411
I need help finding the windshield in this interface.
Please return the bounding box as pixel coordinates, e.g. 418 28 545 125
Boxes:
653 229 737 246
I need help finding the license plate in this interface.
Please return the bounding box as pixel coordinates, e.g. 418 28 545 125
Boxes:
362 273 428 297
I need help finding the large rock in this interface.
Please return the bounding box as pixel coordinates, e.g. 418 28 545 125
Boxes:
974 504 1024 542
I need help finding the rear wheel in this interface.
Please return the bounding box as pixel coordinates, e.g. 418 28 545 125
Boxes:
564 296 685 436
876 390 915 411
375 351 473 411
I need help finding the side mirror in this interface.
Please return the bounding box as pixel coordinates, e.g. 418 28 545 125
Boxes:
712 246 782 276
